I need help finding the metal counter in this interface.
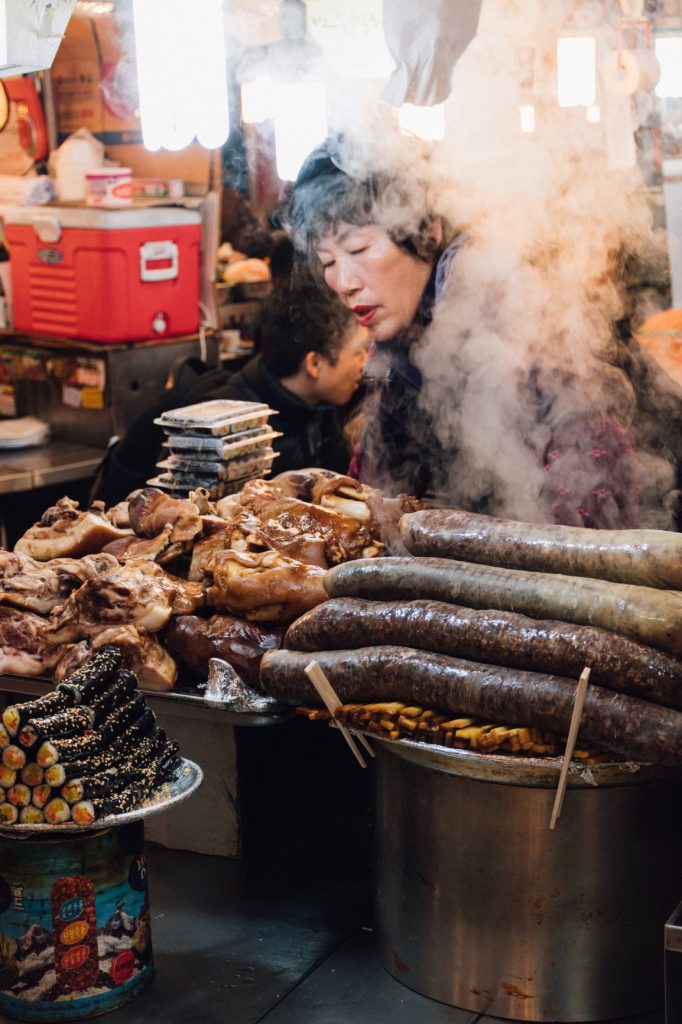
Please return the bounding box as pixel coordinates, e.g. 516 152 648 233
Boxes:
0 440 105 494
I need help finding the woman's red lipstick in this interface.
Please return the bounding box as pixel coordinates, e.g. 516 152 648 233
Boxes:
352 306 377 327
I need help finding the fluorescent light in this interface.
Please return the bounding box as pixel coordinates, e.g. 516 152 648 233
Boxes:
398 103 445 141
273 81 328 181
241 76 273 125
557 36 596 108
655 36 682 99
586 104 601 123
520 104 535 133
132 0 229 152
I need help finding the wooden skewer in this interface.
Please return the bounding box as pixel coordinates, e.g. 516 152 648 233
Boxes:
549 666 592 830
304 660 374 766
304 660 374 758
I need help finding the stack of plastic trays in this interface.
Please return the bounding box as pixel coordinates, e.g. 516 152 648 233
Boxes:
148 399 281 499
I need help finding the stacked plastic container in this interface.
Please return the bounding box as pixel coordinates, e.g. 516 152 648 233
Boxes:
149 399 280 499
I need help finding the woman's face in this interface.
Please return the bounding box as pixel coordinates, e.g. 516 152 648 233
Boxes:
315 223 434 342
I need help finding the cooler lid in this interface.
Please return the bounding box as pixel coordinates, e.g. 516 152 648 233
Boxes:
3 204 202 231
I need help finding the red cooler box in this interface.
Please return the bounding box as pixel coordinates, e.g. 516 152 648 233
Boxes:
5 204 202 342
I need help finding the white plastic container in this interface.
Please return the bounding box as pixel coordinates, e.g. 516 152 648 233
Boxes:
52 128 104 202
85 167 133 208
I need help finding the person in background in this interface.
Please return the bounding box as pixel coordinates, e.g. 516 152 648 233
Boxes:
216 273 370 475
89 272 368 506
287 139 682 530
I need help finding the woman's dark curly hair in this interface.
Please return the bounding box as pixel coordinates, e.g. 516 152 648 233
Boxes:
287 140 450 272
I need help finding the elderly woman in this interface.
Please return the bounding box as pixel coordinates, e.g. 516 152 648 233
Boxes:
288 139 682 531
288 140 465 499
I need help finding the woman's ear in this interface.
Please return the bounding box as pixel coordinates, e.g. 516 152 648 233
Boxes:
303 350 323 380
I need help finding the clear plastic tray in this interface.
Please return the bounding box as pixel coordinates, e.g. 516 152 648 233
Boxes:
157 448 277 481
155 399 275 437
164 428 280 457
147 462 275 499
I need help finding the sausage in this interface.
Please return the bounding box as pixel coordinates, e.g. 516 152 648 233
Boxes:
260 646 682 765
324 557 682 657
286 598 682 709
400 509 682 589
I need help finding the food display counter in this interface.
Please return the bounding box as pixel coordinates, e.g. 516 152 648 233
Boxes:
4 464 682 1016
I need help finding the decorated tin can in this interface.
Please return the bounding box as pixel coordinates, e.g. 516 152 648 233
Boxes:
0 821 153 1021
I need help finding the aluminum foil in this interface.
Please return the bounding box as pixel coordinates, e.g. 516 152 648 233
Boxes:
204 657 283 712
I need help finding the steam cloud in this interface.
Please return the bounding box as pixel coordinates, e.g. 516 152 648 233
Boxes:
334 0 680 528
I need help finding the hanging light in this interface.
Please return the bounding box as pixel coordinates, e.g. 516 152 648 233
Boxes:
132 0 229 152
273 80 328 181
241 75 273 124
557 36 597 107
519 104 536 133
655 35 682 99
397 103 445 141
238 0 328 180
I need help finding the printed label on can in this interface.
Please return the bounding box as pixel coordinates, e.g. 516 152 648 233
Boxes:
59 920 89 946
110 950 135 984
0 825 153 1019
51 877 99 994
58 896 85 922
59 944 89 972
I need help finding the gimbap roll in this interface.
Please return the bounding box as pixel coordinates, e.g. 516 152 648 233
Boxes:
7 784 31 807
19 806 45 824
32 783 51 809
44 798 71 824
0 803 18 824
2 746 25 771
21 763 44 787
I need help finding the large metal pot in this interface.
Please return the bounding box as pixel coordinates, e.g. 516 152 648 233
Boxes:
374 740 682 1021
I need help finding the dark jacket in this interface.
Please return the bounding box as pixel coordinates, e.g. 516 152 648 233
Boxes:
90 354 352 506
359 329 682 529
209 356 351 476
358 340 443 498
354 237 682 528
90 359 233 507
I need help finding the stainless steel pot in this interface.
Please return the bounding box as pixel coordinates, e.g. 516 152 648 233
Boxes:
374 740 682 1021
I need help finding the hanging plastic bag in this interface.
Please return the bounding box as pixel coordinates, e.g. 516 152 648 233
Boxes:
381 0 484 107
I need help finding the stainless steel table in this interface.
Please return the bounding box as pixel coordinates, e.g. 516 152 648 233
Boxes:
0 439 105 493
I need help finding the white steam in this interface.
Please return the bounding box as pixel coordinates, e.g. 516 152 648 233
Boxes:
336 0 679 527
